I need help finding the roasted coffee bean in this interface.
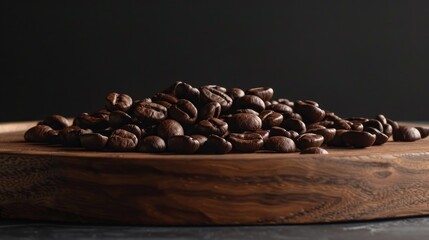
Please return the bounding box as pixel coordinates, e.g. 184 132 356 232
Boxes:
157 119 184 140
190 134 208 146
199 102 221 120
234 95 265 112
226 88 245 99
162 81 181 95
387 118 399 131
108 129 138 151
168 99 198 125
253 129 270 142
294 100 325 124
154 100 173 108
204 135 233 154
383 124 393 137
342 131 376 148
289 130 300 140
229 113 262 132
269 126 292 138
306 128 336 144
75 112 110 130
134 102 167 123
281 118 306 134
329 129 349 146
416 127 429 139
264 136 296 153
228 133 264 153
152 93 178 104
333 120 352 130
80 133 108 150
105 92 133 112
137 136 166 153
350 122 364 131
277 98 294 107
282 112 303 121
259 110 283 129
195 118 228 136
364 127 389 145
266 103 293 114
59 126 92 147
167 135 200 154
24 125 53 142
375 114 387 125
235 108 259 115
363 119 383 132
306 123 326 130
264 101 272 107
393 126 421 142
175 82 200 103
296 133 324 150
202 85 227 93
39 115 69 130
108 110 133 128
301 147 329 154
246 87 274 101
200 87 233 111
120 124 143 140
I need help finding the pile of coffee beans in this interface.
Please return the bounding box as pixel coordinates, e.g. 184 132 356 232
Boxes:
24 82 429 154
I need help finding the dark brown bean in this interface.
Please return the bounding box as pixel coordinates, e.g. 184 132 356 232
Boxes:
296 133 324 150
175 82 200 103
105 92 133 112
364 127 389 145
301 147 329 154
235 108 260 115
108 110 133 128
281 118 306 134
234 95 265 112
259 110 283 129
137 136 166 153
200 87 233 111
383 124 393 138
264 136 296 153
108 129 138 151
266 103 293 114
393 126 421 142
167 135 200 154
246 87 274 101
168 99 198 125
342 131 376 148
120 124 143 140
269 126 292 138
59 126 92 147
39 115 69 130
375 114 388 125
152 93 178 104
24 125 53 142
226 88 245 99
229 113 262 132
228 133 264 153
134 102 168 123
157 119 184 140
416 127 429 139
80 133 108 150
328 129 349 146
74 112 110 130
195 118 228 136
199 102 221 120
294 100 325 123
204 135 233 154
363 119 383 132
306 128 336 145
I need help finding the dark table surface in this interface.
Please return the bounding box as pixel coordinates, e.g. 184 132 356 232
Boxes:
1 217 429 240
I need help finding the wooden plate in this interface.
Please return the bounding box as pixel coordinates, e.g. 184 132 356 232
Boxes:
1 121 429 225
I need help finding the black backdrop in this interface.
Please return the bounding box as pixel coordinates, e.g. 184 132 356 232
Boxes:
2 0 429 122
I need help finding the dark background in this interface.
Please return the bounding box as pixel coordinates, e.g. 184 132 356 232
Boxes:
1 0 429 122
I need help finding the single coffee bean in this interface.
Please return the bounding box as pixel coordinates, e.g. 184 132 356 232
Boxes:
157 119 184 140
75 112 110 130
154 100 173 109
266 103 293 114
108 110 133 128
204 135 233 154
80 133 108 150
363 119 383 132
226 87 245 99
393 126 421 142
306 128 336 145
386 118 399 131
59 126 92 147
24 125 53 142
228 133 264 153
152 93 178 105
39 115 69 130
281 118 306 134
342 131 376 148
134 102 167 123
195 118 228 136
264 136 296 153
168 99 198 125
416 127 429 139
259 110 283 129
167 135 200 154
162 81 181 95
269 126 292 138
364 127 389 145
333 120 352 130
137 136 166 153
234 95 265 112
294 100 325 123
202 85 227 93
253 129 270 142
190 134 208 146
296 133 324 150
277 98 294 107
375 114 388 125
120 124 143 140
315 120 335 128
229 113 262 132
108 129 138 151
264 101 272 107
301 147 329 154
235 108 260 115
175 82 200 103
200 87 233 111
383 124 393 138
289 130 300 140
105 92 133 112
246 87 274 101
328 129 349 146
350 122 364 131
199 102 221 120
282 112 303 121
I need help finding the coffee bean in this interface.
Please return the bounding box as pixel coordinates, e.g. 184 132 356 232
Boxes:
230 113 262 132
202 85 227 93
108 110 133 128
266 103 293 114
190 134 208 146
120 124 143 140
383 124 393 137
296 133 324 150
137 136 166 153
350 122 364 131
282 112 303 121
264 136 296 153
105 92 133 112
46 130 61 144
375 114 387 125
226 88 245 99
306 128 336 145
39 115 69 130
59 126 92 147
154 100 173 109
80 133 108 150
175 82 200 103
246 87 274 101
281 118 306 134
416 127 429 139
200 87 233 111
24 125 53 142
259 110 283 129
277 98 294 107
195 118 228 136
75 112 110 130
152 93 178 105
362 119 383 132
134 102 167 123
157 119 184 140
301 147 329 154
333 120 352 130
204 135 233 154
108 129 138 151
328 129 349 146
168 99 198 125
294 100 325 123
364 127 389 145
387 118 399 131
264 101 272 107
269 126 292 138
228 133 264 153
289 130 300 140
234 95 265 112
199 102 221 120
342 131 376 148
235 108 260 115
167 135 200 154
306 123 326 130
253 129 270 142
393 126 421 142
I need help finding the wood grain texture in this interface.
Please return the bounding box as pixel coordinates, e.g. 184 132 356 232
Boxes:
1 121 429 225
